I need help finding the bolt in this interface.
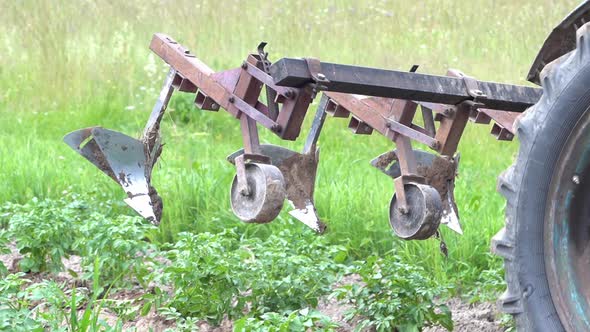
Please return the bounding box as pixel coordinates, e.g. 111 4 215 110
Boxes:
271 124 281 132
317 73 326 81
241 61 248 69
385 122 392 129
211 103 219 110
522 284 534 298
398 206 409 214
229 96 235 103
443 108 455 117
573 174 580 185
284 90 295 99
430 141 441 151
472 89 483 96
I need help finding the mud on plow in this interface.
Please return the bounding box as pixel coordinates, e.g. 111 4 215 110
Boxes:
65 33 540 241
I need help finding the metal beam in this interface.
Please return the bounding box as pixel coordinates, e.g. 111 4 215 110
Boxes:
270 58 542 112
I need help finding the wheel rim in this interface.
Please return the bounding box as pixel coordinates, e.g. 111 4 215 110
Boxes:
546 108 590 332
230 163 285 223
389 183 442 240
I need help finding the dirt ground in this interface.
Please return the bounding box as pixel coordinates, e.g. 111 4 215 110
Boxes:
423 299 505 332
1 246 506 331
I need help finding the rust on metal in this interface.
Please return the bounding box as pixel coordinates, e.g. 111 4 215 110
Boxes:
194 91 220 111
326 99 351 118
445 69 519 141
435 102 472 156
348 116 374 135
469 110 492 124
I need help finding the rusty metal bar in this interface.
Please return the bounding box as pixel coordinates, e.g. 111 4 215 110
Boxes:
435 102 472 156
150 34 281 133
386 119 438 149
388 100 418 141
303 94 329 154
348 116 374 135
275 89 314 140
325 92 439 149
240 115 261 155
270 58 542 112
232 59 265 154
444 69 520 140
421 107 436 137
482 109 519 133
393 135 419 212
244 61 294 99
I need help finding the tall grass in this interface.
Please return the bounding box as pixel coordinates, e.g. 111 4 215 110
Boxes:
0 0 580 283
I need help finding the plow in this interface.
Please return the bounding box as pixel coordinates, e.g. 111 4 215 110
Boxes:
65 33 539 238
65 2 590 331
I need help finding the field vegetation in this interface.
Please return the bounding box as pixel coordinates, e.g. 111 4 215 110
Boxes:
0 0 580 330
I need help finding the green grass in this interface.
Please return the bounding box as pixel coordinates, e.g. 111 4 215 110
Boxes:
0 0 580 286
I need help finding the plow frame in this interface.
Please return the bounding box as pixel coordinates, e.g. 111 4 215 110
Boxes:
66 33 543 239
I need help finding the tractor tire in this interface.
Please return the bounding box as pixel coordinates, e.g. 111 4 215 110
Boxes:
493 22 590 331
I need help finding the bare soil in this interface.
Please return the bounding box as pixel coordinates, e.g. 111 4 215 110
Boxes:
423 298 505 332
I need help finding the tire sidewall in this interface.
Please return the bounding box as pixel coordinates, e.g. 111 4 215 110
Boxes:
512 58 590 331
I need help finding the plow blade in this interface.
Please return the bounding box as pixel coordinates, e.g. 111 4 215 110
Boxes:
64 69 175 224
228 144 326 233
371 149 463 235
64 127 162 223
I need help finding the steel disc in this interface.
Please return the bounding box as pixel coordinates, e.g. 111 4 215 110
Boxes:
230 163 286 223
389 183 442 240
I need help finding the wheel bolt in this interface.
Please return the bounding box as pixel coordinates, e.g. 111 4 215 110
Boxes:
573 174 580 185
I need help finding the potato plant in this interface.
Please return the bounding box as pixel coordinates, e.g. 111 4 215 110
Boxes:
6 196 89 272
333 254 453 332
0 195 457 330
75 213 158 287
233 308 339 332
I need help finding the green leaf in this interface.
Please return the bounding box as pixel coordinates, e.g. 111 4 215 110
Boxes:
141 301 152 317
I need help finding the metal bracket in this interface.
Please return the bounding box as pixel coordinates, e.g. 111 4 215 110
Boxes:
257 42 280 120
234 153 272 196
303 94 329 155
394 174 426 213
461 74 487 103
235 155 250 196
257 42 272 74
304 57 330 97
392 133 425 212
